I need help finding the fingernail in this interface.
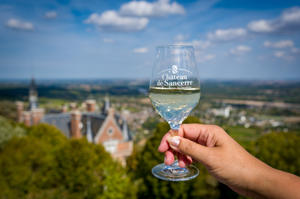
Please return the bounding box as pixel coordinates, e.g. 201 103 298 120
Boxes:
167 136 180 148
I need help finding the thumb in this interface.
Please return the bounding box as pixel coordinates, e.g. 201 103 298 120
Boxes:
167 136 212 164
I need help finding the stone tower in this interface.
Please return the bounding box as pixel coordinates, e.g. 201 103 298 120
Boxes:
29 77 38 110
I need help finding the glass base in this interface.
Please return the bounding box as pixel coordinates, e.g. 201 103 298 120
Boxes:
152 160 199 181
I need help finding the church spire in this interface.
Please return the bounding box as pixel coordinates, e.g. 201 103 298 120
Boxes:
29 77 38 110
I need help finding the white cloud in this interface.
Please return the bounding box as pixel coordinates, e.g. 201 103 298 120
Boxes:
45 11 57 19
196 53 216 63
174 34 188 41
133 47 148 53
291 47 300 53
274 51 293 60
192 40 211 49
248 7 300 33
264 40 294 48
85 11 148 32
103 38 114 43
207 28 247 41
176 40 211 49
281 7 300 23
120 0 185 17
274 51 285 58
248 20 274 33
6 18 34 31
230 45 252 55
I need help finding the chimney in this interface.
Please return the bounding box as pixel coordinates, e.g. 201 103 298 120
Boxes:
23 112 31 126
70 111 82 138
86 99 96 112
16 101 24 123
32 108 44 125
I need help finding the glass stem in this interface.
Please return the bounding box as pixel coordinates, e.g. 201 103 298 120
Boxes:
170 128 179 137
169 128 180 164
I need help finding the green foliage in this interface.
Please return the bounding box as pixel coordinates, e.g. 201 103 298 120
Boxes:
1 114 299 199
253 132 300 176
224 126 261 150
129 116 219 199
0 100 17 121
0 123 136 199
142 117 160 131
0 116 26 149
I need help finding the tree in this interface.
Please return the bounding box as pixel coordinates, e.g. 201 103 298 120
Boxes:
0 123 136 199
0 100 17 121
253 132 300 176
0 116 26 149
128 116 219 199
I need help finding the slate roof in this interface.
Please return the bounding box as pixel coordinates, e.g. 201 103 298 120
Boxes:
41 113 71 138
41 111 132 142
81 113 106 141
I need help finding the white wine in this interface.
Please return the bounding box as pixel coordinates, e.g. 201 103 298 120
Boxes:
149 87 200 129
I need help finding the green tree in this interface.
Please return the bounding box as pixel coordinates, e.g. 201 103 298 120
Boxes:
128 116 219 199
142 117 160 131
0 116 26 149
253 132 300 176
0 123 136 199
0 100 17 121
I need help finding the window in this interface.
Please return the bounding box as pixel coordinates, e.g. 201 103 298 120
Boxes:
108 127 114 135
103 140 118 153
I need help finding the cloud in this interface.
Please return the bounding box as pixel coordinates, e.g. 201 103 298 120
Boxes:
248 7 300 33
196 53 216 63
248 20 274 33
264 40 294 48
6 18 34 31
281 7 300 24
85 11 148 32
176 40 211 49
274 51 293 60
120 0 185 17
133 47 148 53
291 47 300 53
174 34 188 41
230 45 252 55
103 38 114 43
192 40 211 49
45 11 57 19
207 28 247 41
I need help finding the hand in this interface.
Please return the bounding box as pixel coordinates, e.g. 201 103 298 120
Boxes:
158 124 300 199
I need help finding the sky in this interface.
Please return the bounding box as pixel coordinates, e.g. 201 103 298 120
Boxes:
0 0 300 80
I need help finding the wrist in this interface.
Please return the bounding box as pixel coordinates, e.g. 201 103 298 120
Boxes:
237 155 272 198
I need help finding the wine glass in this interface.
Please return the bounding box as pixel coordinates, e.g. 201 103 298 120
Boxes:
149 45 200 181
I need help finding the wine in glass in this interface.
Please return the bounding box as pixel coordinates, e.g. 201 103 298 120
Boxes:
149 45 200 181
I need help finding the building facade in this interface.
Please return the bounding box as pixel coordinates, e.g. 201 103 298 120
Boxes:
17 78 133 165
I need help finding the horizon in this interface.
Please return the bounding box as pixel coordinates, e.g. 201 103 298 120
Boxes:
1 77 300 84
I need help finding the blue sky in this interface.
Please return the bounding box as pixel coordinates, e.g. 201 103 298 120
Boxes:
0 0 300 79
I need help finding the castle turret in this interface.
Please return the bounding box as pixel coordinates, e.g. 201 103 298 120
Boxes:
29 77 38 110
102 96 110 114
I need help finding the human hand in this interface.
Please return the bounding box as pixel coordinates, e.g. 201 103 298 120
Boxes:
158 124 273 197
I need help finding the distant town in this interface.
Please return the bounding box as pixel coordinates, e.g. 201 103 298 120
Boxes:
1 78 299 146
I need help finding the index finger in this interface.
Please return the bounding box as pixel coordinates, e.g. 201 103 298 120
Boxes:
180 124 225 147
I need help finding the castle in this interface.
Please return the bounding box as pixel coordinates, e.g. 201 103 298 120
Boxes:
16 78 133 165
